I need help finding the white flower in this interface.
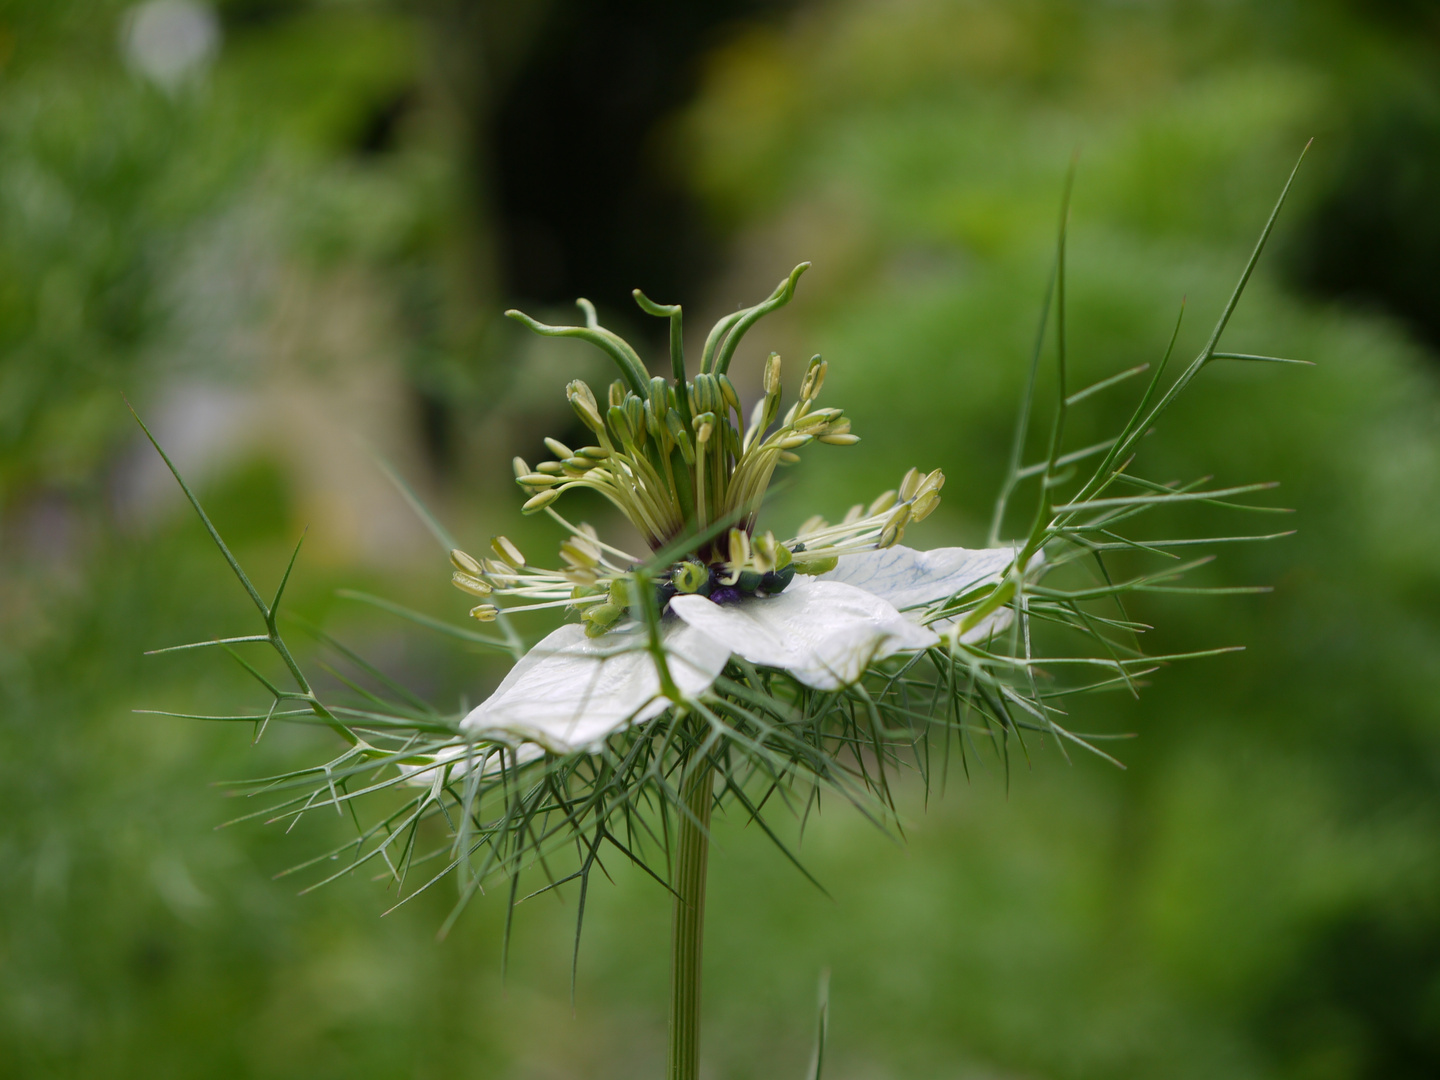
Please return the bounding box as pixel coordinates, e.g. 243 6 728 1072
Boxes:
438 272 1043 758
460 543 1022 753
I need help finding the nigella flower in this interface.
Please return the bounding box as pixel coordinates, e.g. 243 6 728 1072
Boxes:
135 149 1299 1080
434 266 1045 756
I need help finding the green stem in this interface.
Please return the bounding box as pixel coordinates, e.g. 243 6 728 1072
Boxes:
668 758 713 1080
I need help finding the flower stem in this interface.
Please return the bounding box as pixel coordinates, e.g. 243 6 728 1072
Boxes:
668 756 713 1080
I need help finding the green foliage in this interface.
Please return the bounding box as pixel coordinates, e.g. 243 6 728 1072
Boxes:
0 0 461 498
5 1 1440 1077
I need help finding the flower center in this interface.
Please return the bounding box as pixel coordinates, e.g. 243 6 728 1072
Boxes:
447 267 946 637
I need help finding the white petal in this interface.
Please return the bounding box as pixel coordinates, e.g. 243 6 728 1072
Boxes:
823 544 1018 617
396 742 542 789
459 620 729 753
669 577 937 691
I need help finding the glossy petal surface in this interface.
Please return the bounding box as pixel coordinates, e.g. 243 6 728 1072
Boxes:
823 544 1017 617
460 621 728 752
669 577 937 691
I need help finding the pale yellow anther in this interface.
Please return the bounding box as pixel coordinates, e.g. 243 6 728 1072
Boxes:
799 356 827 401
777 433 812 450
794 412 834 435
512 457 530 479
842 503 864 525
899 467 923 500
522 489 561 514
560 535 600 569
817 433 860 446
491 536 526 568
537 461 566 475
910 489 941 522
567 380 605 433
470 604 499 622
763 352 782 394
452 571 492 597
867 490 898 515
568 379 598 411
879 504 911 548
577 445 610 459
450 548 484 576
798 515 828 536
544 437 573 459
694 412 715 445
727 527 752 567
777 450 801 464
518 473 560 487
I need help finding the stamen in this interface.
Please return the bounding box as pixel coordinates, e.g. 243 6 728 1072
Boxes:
494 272 936 622
544 509 639 565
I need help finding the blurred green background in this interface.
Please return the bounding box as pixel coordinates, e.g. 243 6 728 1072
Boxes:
4 1 1440 1077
